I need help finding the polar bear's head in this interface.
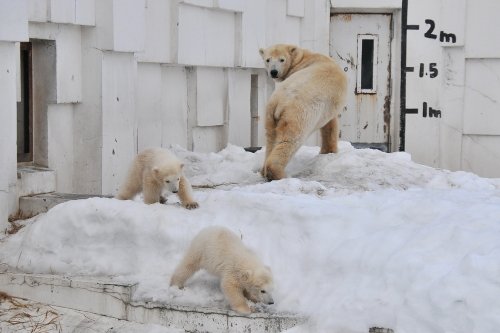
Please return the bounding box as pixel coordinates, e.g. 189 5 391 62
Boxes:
259 44 304 82
152 163 183 193
241 266 275 305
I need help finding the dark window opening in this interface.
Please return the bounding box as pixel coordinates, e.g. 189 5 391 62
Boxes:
17 42 33 163
361 39 374 90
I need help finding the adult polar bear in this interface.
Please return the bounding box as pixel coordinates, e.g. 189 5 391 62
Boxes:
259 44 347 181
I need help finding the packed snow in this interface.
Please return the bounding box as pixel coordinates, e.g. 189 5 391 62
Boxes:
2 142 500 333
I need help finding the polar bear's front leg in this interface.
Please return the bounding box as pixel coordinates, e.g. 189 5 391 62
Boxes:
221 277 251 314
170 252 201 289
143 178 162 204
178 176 199 209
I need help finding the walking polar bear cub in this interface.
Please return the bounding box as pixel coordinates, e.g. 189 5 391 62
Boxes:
170 226 274 314
116 148 198 209
259 44 347 181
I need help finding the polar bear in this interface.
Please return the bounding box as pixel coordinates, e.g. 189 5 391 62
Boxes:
259 44 347 181
115 148 199 209
170 226 274 314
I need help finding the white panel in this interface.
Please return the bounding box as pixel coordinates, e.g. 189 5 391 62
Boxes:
94 0 114 51
136 0 173 63
136 63 162 151
181 0 213 8
0 0 28 42
440 0 465 46
0 42 19 223
75 0 96 26
161 65 189 149
196 67 226 126
463 59 500 135
101 52 137 196
178 5 235 66
29 23 82 103
228 69 251 147
48 104 74 193
405 0 443 167
462 135 500 178
265 0 287 46
465 0 500 57
240 0 266 68
439 47 465 171
73 30 103 194
50 0 75 24
56 24 82 103
192 126 224 153
218 0 244 12
287 0 305 17
301 0 329 53
284 15 301 45
28 0 49 22
113 0 146 52
332 0 401 9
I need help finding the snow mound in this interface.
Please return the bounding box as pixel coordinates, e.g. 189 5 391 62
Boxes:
2 144 500 333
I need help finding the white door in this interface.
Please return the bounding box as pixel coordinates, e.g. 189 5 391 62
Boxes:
330 14 393 151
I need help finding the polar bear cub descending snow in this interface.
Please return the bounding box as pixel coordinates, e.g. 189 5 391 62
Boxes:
170 226 274 314
259 44 347 181
116 148 198 209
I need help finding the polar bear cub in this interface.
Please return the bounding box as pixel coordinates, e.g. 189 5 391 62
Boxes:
170 226 274 314
259 44 347 181
116 148 198 209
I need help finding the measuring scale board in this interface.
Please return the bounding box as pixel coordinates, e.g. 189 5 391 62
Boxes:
401 0 464 167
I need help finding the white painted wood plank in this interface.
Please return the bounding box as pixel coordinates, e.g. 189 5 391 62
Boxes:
196 67 226 127
228 69 251 147
136 63 162 152
463 58 500 136
101 52 137 196
161 65 189 149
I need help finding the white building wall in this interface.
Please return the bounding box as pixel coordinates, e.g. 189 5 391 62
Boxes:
0 42 20 232
404 0 500 177
160 65 189 149
0 0 28 231
3 0 499 232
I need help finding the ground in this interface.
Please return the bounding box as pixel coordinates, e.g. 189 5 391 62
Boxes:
1 142 500 333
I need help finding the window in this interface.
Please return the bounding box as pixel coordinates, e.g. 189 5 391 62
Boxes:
356 34 378 94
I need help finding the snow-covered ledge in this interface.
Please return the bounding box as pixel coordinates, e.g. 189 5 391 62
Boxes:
0 271 304 333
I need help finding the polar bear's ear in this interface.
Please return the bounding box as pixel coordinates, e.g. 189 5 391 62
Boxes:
152 166 160 174
259 48 265 58
180 163 184 169
288 45 297 54
240 270 252 282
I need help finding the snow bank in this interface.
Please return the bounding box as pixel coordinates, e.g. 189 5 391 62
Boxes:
2 144 500 333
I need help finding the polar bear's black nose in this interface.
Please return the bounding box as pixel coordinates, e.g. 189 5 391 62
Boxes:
270 69 278 78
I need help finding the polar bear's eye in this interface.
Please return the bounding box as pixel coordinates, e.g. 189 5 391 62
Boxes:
266 58 270 63
165 180 170 183
280 58 285 63
260 290 266 294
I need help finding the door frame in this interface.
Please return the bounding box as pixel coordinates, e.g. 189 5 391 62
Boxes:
330 6 402 152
